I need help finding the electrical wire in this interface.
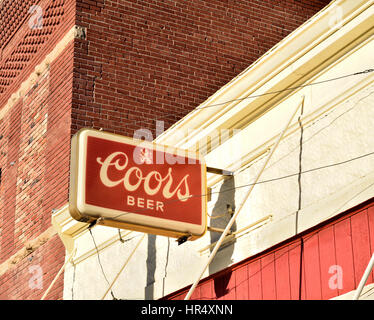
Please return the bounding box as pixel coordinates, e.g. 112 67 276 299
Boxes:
91 128 374 300
111 149 374 221
89 228 118 300
129 68 374 126
89 70 374 299
95 75 374 300
212 151 374 198
91 160 374 300
107 69 374 221
195 69 374 110
114 71 374 215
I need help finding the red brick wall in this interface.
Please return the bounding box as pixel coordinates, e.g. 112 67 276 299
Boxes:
0 0 332 300
0 0 76 107
0 0 75 300
73 0 331 138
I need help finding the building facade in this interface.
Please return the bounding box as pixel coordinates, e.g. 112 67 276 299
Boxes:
57 0 374 300
160 0 374 300
0 0 345 300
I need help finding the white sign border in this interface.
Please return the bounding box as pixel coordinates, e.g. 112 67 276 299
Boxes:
69 128 207 239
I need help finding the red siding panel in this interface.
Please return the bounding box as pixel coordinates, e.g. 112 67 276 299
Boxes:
318 226 338 299
174 293 185 300
303 233 322 299
334 219 356 295
223 272 236 300
248 259 262 300
200 280 214 300
166 200 374 301
288 240 303 300
275 245 291 300
190 285 201 300
261 253 277 300
235 265 249 300
367 206 374 281
351 210 372 286
368 206 374 251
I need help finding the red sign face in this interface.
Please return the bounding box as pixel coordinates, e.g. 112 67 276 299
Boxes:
69 129 207 240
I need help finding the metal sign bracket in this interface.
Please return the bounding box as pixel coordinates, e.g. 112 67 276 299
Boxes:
177 233 193 245
206 167 234 176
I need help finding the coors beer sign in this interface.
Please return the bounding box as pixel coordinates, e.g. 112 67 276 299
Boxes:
69 129 207 240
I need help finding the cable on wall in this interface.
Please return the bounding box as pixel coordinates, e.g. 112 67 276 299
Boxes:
129 68 374 126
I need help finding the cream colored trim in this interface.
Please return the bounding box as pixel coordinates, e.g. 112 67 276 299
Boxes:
0 25 78 120
252 169 374 258
204 69 374 188
199 214 272 255
51 204 88 254
51 204 135 264
331 283 374 300
296 168 374 234
0 226 56 277
71 228 134 266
